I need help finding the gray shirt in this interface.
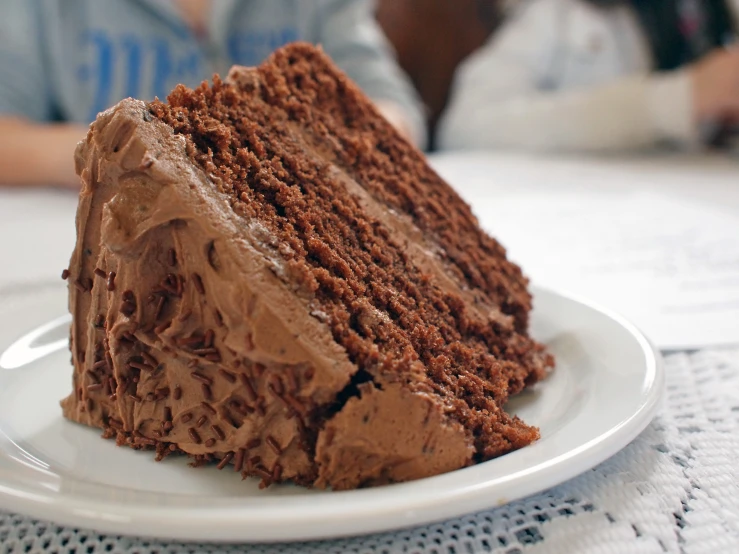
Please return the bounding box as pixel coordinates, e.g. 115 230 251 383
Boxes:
0 0 425 144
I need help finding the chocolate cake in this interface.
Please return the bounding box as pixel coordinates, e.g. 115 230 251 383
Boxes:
61 42 553 490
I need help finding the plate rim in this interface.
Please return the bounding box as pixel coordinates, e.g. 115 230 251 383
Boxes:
0 284 664 543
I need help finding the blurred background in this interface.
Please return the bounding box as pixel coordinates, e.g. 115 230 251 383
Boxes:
2 0 739 187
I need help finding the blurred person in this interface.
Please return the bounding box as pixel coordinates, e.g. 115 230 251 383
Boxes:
376 0 504 148
0 0 424 189
437 0 739 153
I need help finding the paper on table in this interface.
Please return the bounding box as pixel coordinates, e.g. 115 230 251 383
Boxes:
467 190 739 349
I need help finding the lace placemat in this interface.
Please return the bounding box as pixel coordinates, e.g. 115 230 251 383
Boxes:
3 347 738 554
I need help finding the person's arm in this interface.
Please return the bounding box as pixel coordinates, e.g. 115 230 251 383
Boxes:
439 68 696 153
440 47 739 153
438 0 739 153
0 118 86 188
312 0 427 148
0 0 85 188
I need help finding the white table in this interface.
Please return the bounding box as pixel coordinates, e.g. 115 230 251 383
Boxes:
430 151 739 215
1 153 738 554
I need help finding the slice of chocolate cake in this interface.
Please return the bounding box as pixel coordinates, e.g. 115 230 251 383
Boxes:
62 42 553 490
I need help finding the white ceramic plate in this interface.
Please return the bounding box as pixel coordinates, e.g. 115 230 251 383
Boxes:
0 282 663 543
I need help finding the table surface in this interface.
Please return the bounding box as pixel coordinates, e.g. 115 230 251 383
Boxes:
1 152 738 554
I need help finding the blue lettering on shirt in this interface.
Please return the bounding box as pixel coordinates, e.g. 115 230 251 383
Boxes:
76 27 298 121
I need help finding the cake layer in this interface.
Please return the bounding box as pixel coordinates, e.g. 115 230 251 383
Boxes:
63 43 552 489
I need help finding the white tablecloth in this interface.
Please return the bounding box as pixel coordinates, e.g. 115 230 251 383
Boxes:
1 153 738 554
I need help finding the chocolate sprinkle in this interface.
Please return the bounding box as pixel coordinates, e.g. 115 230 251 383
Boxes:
190 371 212 385
203 329 214 348
196 415 208 428
218 369 236 383
128 360 152 372
188 428 201 443
61 269 70 280
255 401 266 417
178 335 204 347
205 438 216 448
192 347 218 356
267 381 284 400
217 451 234 470
214 310 224 327
181 413 193 423
128 393 142 403
265 435 282 455
202 383 213 400
121 300 136 317
248 455 261 469
234 448 246 472
200 401 216 415
154 295 167 321
177 309 193 322
142 351 158 368
238 374 258 402
192 273 205 295
270 376 284 396
254 466 272 482
87 383 103 392
163 406 172 421
285 370 298 394
272 462 282 481
229 399 250 416
173 385 182 400
106 271 116 291
284 393 306 416
246 438 261 449
168 248 177 267
94 268 106 278
154 320 172 334
211 425 225 440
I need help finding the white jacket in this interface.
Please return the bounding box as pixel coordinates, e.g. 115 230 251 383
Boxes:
437 0 739 152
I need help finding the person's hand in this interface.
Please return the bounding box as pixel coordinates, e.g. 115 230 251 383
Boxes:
690 47 739 125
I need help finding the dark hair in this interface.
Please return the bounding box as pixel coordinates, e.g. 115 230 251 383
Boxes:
588 0 735 70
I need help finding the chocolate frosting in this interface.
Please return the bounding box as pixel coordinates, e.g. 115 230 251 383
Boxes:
62 97 474 488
